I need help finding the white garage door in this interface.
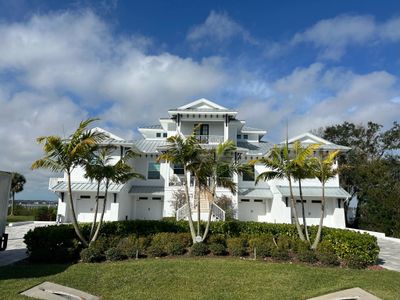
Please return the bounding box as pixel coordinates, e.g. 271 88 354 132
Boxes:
238 199 266 221
135 196 163 220
295 199 323 226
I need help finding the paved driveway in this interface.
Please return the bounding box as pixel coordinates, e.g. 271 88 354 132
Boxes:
0 222 54 266
378 237 400 272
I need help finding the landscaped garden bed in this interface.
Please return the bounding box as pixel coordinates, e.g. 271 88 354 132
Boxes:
24 220 379 269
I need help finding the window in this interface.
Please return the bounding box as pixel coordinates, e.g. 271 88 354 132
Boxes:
139 197 148 200
148 162 161 179
173 163 184 175
152 197 162 200
156 132 161 138
337 198 342 208
312 200 322 204
241 199 250 202
163 132 167 137
243 134 248 140
194 124 209 143
237 134 241 139
285 197 289 207
254 199 263 203
243 165 255 181
80 195 90 199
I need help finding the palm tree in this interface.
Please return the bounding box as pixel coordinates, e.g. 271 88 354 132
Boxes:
158 134 203 243
88 147 144 243
255 143 306 241
311 150 340 249
9 173 26 216
197 140 242 241
291 141 320 243
32 118 106 247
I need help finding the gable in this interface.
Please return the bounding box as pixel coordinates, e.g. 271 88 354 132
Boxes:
177 98 228 110
286 132 332 145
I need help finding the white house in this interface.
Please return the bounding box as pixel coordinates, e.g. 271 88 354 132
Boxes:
50 99 351 228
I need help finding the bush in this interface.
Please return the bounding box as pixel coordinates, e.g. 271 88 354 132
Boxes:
190 242 209 256
24 220 379 267
208 243 226 256
295 241 317 263
270 236 291 261
34 206 57 221
227 238 248 256
248 234 275 258
105 247 126 261
316 241 339 266
117 236 149 258
207 234 226 246
80 247 104 263
165 233 191 255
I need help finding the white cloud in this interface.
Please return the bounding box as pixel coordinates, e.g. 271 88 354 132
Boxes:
187 10 256 46
0 10 226 199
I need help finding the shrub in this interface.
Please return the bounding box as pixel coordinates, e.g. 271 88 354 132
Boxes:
316 241 339 266
117 236 149 258
190 242 209 256
105 247 126 261
270 236 291 261
248 234 275 258
34 206 57 221
207 234 226 246
227 237 248 256
208 243 226 256
164 233 191 255
295 241 317 263
80 247 104 263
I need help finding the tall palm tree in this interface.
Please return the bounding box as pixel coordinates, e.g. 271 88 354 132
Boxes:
32 118 106 247
89 147 144 243
158 134 203 243
255 143 306 241
291 141 320 243
9 173 26 216
311 150 340 249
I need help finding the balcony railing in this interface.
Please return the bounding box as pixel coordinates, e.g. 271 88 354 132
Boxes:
193 135 224 144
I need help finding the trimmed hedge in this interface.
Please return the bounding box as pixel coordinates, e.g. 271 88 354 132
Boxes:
24 220 379 268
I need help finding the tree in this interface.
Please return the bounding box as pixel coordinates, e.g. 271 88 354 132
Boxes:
291 142 320 243
9 173 26 216
311 150 339 249
89 147 144 243
32 118 106 247
158 134 203 243
255 143 306 241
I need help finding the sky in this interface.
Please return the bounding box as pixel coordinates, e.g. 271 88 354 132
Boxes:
0 0 399 200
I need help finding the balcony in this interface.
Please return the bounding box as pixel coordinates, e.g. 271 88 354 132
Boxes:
193 135 224 144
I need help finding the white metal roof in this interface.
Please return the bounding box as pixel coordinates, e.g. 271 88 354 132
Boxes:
129 186 164 195
276 186 351 198
50 181 125 193
239 188 273 198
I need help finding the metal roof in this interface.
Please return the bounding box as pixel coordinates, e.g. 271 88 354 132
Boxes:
50 181 125 193
276 186 351 198
241 126 266 133
239 188 273 198
129 186 164 195
132 139 167 153
139 125 163 130
237 141 272 155
101 138 135 146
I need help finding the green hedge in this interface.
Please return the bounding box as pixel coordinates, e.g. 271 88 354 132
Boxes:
24 220 379 267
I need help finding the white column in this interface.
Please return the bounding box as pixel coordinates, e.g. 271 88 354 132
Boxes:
224 115 229 141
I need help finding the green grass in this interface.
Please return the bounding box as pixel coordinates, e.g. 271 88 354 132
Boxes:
0 258 399 299
6 215 34 224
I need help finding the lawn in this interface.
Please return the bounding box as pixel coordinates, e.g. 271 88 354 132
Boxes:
0 258 399 300
6 215 34 224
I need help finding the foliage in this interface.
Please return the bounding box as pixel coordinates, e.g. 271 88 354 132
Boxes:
105 247 126 261
208 243 226 256
316 241 339 266
295 240 317 263
33 206 57 221
227 237 248 256
215 195 235 220
9 173 26 215
190 242 209 256
319 121 400 237
24 220 379 267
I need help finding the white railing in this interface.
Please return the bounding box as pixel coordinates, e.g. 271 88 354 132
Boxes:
211 202 225 221
185 135 224 144
176 204 189 221
49 177 64 190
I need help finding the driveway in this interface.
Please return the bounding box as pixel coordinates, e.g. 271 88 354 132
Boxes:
378 237 400 272
0 222 54 266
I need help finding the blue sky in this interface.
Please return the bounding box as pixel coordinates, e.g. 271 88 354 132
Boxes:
0 0 399 200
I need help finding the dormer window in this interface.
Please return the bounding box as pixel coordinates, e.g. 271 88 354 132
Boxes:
156 132 161 138
237 134 241 139
243 134 248 140
163 133 167 138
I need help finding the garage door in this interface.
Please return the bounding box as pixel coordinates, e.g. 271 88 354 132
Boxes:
295 199 322 226
135 196 163 220
238 199 266 221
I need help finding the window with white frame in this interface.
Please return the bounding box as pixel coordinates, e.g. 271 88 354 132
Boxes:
148 162 161 179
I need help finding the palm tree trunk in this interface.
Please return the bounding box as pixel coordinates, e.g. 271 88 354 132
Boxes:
67 171 88 247
196 180 201 237
299 180 310 243
90 181 101 241
10 191 15 216
312 182 325 249
183 167 197 243
202 180 216 241
288 176 305 241
92 179 109 243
